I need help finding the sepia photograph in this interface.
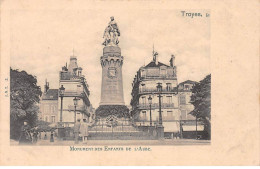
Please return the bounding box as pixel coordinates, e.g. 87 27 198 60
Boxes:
9 9 211 146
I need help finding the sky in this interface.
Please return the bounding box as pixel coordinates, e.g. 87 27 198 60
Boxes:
10 9 210 108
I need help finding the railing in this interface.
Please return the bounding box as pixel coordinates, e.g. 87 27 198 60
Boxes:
139 88 178 94
57 122 75 128
138 103 176 109
140 75 176 79
63 91 82 97
67 105 86 111
63 90 89 98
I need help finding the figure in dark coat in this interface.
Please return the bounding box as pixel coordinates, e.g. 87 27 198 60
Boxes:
50 130 54 142
32 127 38 144
44 131 47 140
19 121 32 145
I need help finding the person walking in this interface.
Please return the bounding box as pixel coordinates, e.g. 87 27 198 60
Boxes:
32 127 38 144
38 130 42 140
44 130 47 140
19 120 32 145
80 119 89 144
50 130 54 142
74 119 81 144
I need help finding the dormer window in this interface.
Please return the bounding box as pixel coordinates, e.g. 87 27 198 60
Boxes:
160 68 166 76
184 84 190 90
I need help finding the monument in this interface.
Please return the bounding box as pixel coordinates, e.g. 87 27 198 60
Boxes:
95 16 129 126
99 16 125 106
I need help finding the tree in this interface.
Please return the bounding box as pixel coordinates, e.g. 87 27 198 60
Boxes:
10 68 42 140
190 74 211 139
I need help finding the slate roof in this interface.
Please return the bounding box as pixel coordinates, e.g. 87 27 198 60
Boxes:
179 80 198 85
42 89 58 100
144 61 170 68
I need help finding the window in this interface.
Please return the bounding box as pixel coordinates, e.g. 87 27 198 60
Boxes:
184 84 190 90
50 105 54 113
161 69 166 76
45 116 48 122
180 95 186 105
141 69 146 77
166 83 172 91
142 111 147 119
167 111 173 117
141 96 146 105
140 84 146 92
181 110 187 120
166 96 172 104
51 116 56 123
44 105 49 113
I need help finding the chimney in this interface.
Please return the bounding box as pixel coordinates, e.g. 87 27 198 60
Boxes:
170 54 175 67
154 52 158 65
44 79 49 93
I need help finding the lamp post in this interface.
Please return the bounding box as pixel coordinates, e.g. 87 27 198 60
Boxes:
59 85 65 122
148 95 152 126
58 85 65 139
196 113 198 139
157 83 163 126
73 97 79 123
156 82 164 139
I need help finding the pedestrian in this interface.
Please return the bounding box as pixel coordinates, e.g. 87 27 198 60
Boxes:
50 130 54 142
32 127 38 144
44 130 47 140
19 120 32 145
80 119 89 144
38 130 42 140
74 119 81 144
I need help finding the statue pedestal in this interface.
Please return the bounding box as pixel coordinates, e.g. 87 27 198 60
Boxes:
100 46 125 106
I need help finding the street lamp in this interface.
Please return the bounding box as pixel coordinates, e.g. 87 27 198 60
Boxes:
148 95 152 126
59 85 65 122
156 82 163 126
73 97 80 123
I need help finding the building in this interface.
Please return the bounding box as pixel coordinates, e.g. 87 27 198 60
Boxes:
39 80 58 124
130 51 180 136
58 54 92 127
178 80 197 120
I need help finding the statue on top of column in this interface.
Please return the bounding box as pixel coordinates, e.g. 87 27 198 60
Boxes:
102 16 121 46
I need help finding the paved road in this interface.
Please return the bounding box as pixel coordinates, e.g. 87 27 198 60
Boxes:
11 138 210 146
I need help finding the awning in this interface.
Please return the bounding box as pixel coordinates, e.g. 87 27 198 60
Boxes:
163 122 180 132
182 125 204 131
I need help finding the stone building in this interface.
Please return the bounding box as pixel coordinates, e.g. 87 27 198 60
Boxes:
130 52 180 135
58 54 91 127
39 80 58 124
178 80 197 120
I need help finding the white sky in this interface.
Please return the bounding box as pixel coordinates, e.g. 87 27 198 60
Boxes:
10 9 210 108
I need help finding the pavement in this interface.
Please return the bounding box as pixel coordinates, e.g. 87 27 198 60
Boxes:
11 137 210 146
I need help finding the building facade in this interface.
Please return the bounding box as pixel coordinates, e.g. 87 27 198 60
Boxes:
178 80 197 120
39 80 58 124
58 54 92 127
130 53 180 135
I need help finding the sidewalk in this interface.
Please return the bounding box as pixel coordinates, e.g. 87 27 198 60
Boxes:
11 138 210 146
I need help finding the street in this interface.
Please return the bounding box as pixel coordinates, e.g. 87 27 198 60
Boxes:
11 138 210 146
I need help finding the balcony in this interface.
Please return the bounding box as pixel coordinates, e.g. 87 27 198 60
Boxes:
137 103 176 109
139 87 178 94
68 105 86 111
63 91 82 97
140 75 176 80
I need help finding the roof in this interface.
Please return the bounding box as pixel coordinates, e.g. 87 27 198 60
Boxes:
144 61 170 68
179 80 197 85
42 89 58 100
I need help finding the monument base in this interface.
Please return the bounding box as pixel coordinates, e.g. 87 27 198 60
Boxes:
95 105 130 118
